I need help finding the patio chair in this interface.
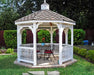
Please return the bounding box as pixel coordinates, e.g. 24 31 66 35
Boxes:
44 45 55 60
37 46 41 59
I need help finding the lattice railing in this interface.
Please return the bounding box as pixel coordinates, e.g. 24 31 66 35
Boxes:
19 47 34 63
62 45 73 62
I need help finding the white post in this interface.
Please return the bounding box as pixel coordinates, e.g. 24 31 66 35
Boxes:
71 27 73 46
17 26 22 62
58 24 63 65
65 31 68 45
71 26 73 60
50 26 53 50
33 23 37 66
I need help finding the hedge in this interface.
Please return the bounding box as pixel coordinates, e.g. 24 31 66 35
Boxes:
3 29 85 48
74 46 94 62
78 48 87 57
4 30 26 48
86 50 94 62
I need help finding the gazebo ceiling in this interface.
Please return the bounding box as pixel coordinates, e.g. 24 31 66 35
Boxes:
15 10 75 23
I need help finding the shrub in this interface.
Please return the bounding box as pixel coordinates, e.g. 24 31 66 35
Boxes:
4 30 17 48
73 46 80 54
86 50 94 62
4 30 26 48
78 48 87 57
74 29 85 45
68 29 85 45
6 48 14 54
38 30 50 43
0 51 2 54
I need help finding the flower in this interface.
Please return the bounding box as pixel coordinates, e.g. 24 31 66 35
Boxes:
42 37 45 43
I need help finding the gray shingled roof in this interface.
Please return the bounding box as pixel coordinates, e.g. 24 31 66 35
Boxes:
15 10 75 23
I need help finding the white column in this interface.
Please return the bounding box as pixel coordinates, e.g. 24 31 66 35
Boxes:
71 27 73 46
17 26 22 62
50 26 53 50
59 25 63 65
65 31 68 45
33 23 37 66
71 26 73 60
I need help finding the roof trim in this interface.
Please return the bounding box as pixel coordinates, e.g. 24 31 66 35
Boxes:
15 20 76 25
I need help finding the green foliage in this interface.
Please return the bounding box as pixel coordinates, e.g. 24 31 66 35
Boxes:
4 30 17 48
74 46 87 57
53 31 56 43
22 30 26 44
69 29 85 45
73 46 80 54
78 48 87 57
6 48 14 54
0 51 2 54
86 50 94 62
74 46 94 62
38 30 50 43
4 30 26 48
0 47 5 50
74 29 85 45
0 0 94 30
0 7 19 30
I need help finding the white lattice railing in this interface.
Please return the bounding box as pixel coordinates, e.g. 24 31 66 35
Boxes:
62 45 73 63
18 46 34 64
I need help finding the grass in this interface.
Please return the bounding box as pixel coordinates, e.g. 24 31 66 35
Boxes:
0 54 94 75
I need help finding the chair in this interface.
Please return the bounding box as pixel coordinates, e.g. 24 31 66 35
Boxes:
44 45 55 60
37 46 41 59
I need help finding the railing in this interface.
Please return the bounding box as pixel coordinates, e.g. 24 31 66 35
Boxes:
18 46 34 64
20 43 59 54
62 45 73 63
18 43 73 64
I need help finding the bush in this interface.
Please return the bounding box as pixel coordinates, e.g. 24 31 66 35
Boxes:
86 50 94 62
38 30 50 43
73 46 80 54
4 30 26 48
0 51 2 54
74 29 85 45
4 30 17 48
78 48 87 57
6 48 14 54
68 29 85 45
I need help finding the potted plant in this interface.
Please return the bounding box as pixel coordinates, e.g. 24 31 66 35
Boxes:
0 47 6 53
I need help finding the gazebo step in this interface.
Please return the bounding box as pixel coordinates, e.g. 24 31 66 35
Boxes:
47 71 60 75
22 73 29 75
28 71 44 75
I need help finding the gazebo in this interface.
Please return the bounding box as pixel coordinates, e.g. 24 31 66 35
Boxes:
15 0 76 66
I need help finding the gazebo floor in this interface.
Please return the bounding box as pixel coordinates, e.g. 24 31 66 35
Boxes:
14 55 77 68
37 55 59 66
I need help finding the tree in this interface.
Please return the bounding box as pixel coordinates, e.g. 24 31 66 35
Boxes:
0 7 19 30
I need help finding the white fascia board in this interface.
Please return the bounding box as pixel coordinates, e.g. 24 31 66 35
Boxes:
15 20 76 25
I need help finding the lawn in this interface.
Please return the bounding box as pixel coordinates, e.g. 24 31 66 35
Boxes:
0 54 94 75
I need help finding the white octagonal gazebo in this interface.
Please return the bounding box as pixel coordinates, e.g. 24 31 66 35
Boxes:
15 0 76 66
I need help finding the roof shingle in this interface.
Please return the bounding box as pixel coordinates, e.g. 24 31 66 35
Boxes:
15 10 75 23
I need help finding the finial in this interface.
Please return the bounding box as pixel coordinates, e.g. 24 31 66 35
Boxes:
44 0 46 3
